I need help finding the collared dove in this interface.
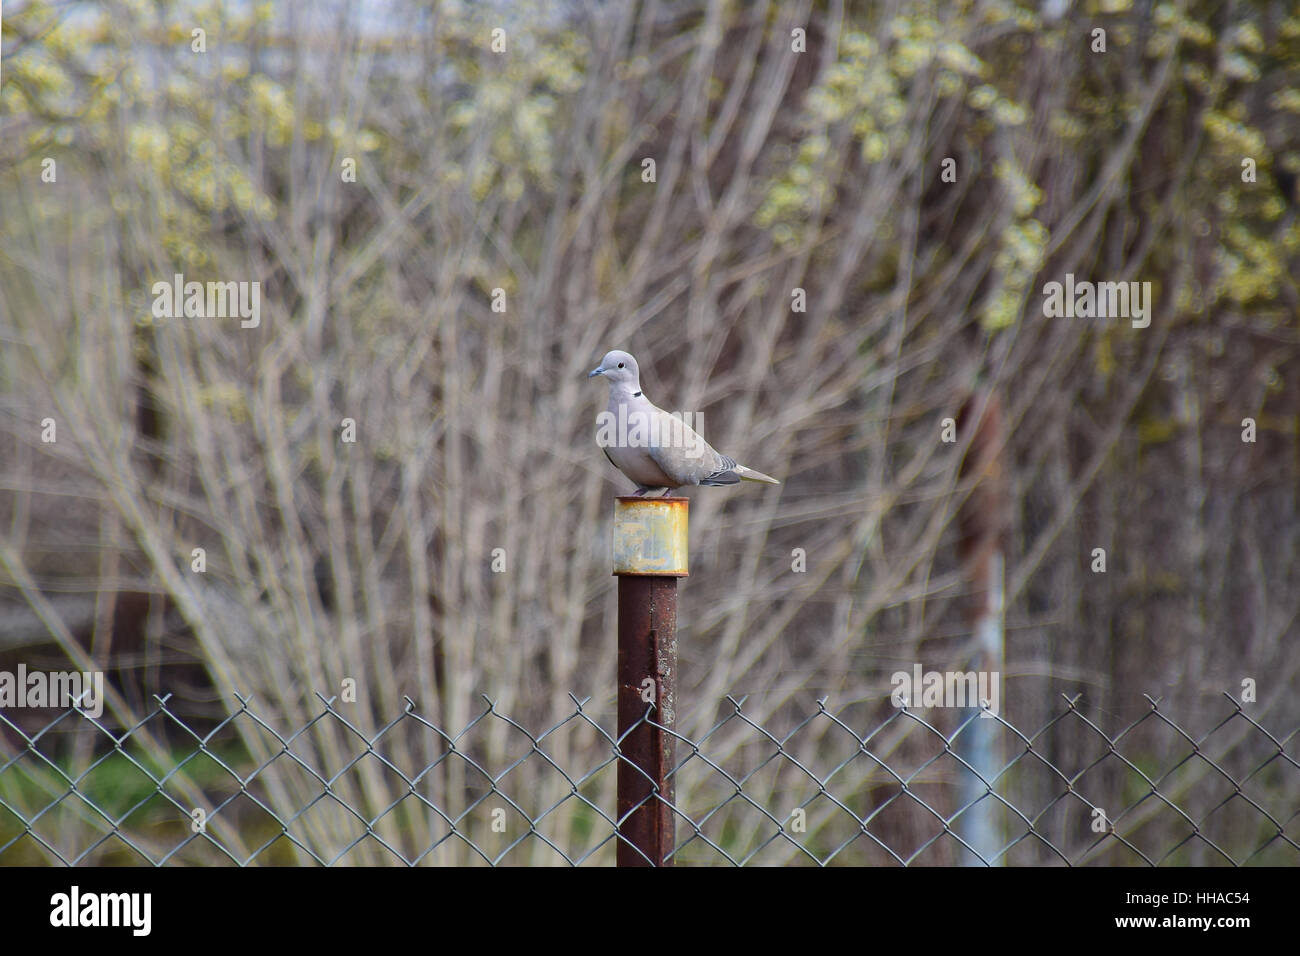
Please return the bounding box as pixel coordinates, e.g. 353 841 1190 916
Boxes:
587 349 780 496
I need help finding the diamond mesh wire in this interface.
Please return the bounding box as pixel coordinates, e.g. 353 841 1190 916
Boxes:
1 692 1296 866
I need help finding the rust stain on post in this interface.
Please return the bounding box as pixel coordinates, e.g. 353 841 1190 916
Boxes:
614 497 684 866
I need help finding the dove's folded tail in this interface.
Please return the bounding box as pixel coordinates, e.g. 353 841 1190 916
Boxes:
736 465 780 485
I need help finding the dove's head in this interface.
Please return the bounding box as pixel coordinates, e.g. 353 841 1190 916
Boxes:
587 350 640 389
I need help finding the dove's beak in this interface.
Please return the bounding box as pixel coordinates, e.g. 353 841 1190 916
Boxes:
587 366 605 378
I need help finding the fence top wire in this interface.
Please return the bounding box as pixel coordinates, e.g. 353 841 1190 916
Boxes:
1 691 1296 866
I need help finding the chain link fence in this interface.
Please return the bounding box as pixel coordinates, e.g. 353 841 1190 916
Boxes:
1 692 1296 866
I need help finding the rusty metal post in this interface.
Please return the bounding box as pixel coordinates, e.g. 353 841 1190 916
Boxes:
956 389 1007 865
612 495 687 867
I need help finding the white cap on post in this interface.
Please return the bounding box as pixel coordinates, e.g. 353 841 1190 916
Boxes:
612 497 689 577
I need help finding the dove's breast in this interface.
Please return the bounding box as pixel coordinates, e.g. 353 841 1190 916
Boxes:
605 443 679 487
599 403 682 487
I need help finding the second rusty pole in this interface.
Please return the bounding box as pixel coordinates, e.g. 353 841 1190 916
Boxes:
612 495 687 866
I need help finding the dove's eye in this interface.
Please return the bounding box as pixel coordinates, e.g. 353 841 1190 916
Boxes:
617 362 625 368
